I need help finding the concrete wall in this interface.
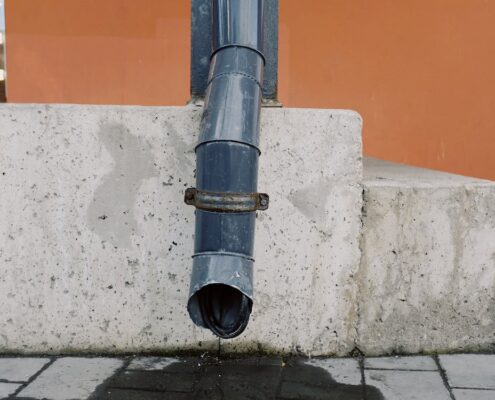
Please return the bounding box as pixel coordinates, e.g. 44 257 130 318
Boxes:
0 105 493 356
358 159 495 355
0 104 363 355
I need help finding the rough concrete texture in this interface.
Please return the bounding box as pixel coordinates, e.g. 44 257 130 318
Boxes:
221 107 363 355
0 104 362 355
2 104 494 356
358 158 495 355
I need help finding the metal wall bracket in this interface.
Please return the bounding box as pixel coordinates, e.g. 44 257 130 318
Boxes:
185 188 269 213
191 0 278 100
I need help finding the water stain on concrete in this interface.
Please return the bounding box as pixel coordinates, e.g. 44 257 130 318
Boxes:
163 120 195 173
288 179 332 222
87 123 157 248
101 357 384 399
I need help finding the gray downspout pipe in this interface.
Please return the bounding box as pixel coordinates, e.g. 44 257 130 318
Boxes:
185 0 268 338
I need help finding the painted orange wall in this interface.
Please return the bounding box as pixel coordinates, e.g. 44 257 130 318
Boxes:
5 0 190 105
278 0 495 181
5 0 495 180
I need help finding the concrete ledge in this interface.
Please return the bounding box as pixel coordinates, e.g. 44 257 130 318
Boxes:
358 158 495 355
2 104 493 356
0 104 362 355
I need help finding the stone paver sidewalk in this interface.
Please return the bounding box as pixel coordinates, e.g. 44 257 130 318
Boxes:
0 353 493 399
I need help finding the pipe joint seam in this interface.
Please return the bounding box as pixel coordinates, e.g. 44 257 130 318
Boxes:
194 139 261 154
192 251 255 262
210 44 266 65
206 71 263 91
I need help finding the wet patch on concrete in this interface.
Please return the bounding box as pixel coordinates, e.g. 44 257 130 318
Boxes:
99 357 384 399
87 123 157 248
288 179 332 222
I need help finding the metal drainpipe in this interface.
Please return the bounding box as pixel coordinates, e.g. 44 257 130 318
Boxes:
185 0 268 339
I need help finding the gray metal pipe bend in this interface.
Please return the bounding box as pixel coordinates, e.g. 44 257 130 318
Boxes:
185 0 267 338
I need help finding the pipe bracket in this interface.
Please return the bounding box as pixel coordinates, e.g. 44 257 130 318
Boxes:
185 188 269 213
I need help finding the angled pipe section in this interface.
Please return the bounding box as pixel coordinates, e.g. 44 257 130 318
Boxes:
185 0 267 338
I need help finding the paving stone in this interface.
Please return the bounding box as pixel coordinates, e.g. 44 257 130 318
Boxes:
305 358 362 385
141 357 205 374
279 380 365 400
277 359 384 400
0 357 50 381
100 388 191 400
439 354 495 389
0 382 21 397
18 357 123 400
111 370 198 392
452 389 495 400
365 370 451 400
218 362 281 382
364 356 437 371
127 357 179 371
201 360 282 398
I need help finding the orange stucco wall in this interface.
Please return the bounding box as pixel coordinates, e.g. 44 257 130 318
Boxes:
5 0 190 105
5 0 495 180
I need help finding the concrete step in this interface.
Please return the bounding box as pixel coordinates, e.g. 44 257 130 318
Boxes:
0 104 493 356
358 158 495 355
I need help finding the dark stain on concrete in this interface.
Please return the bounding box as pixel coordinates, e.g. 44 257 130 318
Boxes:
99 357 384 399
87 123 157 248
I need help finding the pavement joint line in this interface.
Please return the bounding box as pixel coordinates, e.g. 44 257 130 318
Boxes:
9 356 57 398
273 356 286 398
358 355 368 399
434 355 457 400
88 356 131 400
451 387 495 391
364 367 439 372
108 386 194 394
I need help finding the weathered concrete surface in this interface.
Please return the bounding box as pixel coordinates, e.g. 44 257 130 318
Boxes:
2 105 494 356
358 158 495 355
221 107 363 355
0 104 362 355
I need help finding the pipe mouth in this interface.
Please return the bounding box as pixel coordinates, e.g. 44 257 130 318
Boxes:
187 253 254 338
195 283 252 339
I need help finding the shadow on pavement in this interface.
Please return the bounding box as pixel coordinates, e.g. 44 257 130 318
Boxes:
98 357 384 399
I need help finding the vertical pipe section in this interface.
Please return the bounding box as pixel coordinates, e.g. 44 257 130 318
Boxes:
186 0 266 338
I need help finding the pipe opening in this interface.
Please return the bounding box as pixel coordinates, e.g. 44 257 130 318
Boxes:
197 283 252 339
